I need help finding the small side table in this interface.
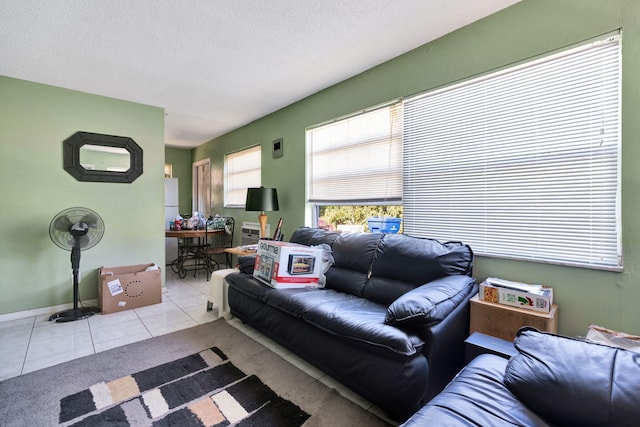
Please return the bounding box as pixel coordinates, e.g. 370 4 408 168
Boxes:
223 247 256 268
469 294 558 342
465 332 517 364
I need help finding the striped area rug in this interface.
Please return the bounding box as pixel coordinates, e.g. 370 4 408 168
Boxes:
59 346 308 426
0 319 390 427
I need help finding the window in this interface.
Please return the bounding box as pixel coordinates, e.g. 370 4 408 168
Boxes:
403 34 621 270
224 145 261 208
306 102 403 229
307 102 403 203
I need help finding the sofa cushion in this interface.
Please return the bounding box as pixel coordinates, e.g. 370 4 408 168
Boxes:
504 327 640 427
225 273 271 301
401 354 550 427
302 295 425 359
372 234 473 285
331 232 382 274
366 233 473 305
289 227 341 247
236 255 256 274
385 275 476 327
262 287 424 359
325 232 382 297
263 287 358 318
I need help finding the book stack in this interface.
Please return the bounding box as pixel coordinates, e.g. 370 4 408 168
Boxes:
479 277 553 313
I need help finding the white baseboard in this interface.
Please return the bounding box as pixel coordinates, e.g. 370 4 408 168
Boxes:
1 288 170 324
0 299 99 323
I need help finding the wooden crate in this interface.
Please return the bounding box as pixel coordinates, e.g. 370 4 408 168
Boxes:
470 294 558 341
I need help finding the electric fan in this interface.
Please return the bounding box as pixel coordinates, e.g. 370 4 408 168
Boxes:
48 207 105 322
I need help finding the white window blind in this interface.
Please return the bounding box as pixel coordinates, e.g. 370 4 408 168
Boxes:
224 145 261 208
307 102 403 203
403 34 621 270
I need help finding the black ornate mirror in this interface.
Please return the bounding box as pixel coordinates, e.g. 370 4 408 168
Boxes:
63 131 143 183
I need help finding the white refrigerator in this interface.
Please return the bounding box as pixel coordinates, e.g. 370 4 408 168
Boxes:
165 178 180 265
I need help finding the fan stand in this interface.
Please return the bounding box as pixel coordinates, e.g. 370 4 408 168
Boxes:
49 237 101 322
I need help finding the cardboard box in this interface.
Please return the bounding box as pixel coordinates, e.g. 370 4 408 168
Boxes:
479 279 553 313
98 263 162 314
253 240 323 288
470 295 558 341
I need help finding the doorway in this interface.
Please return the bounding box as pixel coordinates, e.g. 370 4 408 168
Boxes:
192 158 211 217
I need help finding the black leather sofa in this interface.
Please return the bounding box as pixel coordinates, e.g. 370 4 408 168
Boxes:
226 227 477 420
401 327 640 426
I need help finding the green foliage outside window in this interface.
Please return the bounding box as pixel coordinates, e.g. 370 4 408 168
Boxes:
318 205 403 232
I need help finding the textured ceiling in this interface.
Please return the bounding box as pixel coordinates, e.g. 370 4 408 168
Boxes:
0 0 520 148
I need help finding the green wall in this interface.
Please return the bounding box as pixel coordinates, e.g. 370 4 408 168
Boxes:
0 75 165 316
165 146 193 214
193 0 640 337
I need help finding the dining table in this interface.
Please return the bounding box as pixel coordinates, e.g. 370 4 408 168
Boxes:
165 229 209 239
165 229 222 278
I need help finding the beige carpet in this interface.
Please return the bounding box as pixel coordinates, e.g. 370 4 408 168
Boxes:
0 318 391 426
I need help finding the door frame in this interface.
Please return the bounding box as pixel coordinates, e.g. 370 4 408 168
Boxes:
192 158 211 217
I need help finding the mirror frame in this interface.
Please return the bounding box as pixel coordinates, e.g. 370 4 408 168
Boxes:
63 131 143 183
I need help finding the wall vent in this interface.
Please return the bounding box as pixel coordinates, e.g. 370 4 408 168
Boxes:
241 221 270 245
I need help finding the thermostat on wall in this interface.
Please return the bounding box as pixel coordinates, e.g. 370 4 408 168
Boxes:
273 138 283 158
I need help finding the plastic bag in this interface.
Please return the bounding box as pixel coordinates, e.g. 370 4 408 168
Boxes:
312 243 334 288
207 215 227 230
586 325 640 353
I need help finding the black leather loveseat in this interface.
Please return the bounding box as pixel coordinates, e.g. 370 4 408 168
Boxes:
226 227 477 420
401 327 640 426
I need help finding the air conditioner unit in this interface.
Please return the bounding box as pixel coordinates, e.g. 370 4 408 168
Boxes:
241 221 270 246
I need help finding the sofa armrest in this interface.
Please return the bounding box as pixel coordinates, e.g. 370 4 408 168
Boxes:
504 327 640 426
385 275 475 327
237 255 257 274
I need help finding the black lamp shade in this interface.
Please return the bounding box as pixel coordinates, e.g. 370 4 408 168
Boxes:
245 187 279 212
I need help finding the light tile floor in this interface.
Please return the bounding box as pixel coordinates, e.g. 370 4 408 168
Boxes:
0 269 395 424
0 270 218 382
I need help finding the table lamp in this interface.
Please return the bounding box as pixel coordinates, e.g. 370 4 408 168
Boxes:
245 187 279 239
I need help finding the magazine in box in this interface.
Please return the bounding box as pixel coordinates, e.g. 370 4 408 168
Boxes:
479 278 553 313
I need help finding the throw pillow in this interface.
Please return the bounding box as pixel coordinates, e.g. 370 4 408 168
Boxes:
504 327 640 427
385 275 474 327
